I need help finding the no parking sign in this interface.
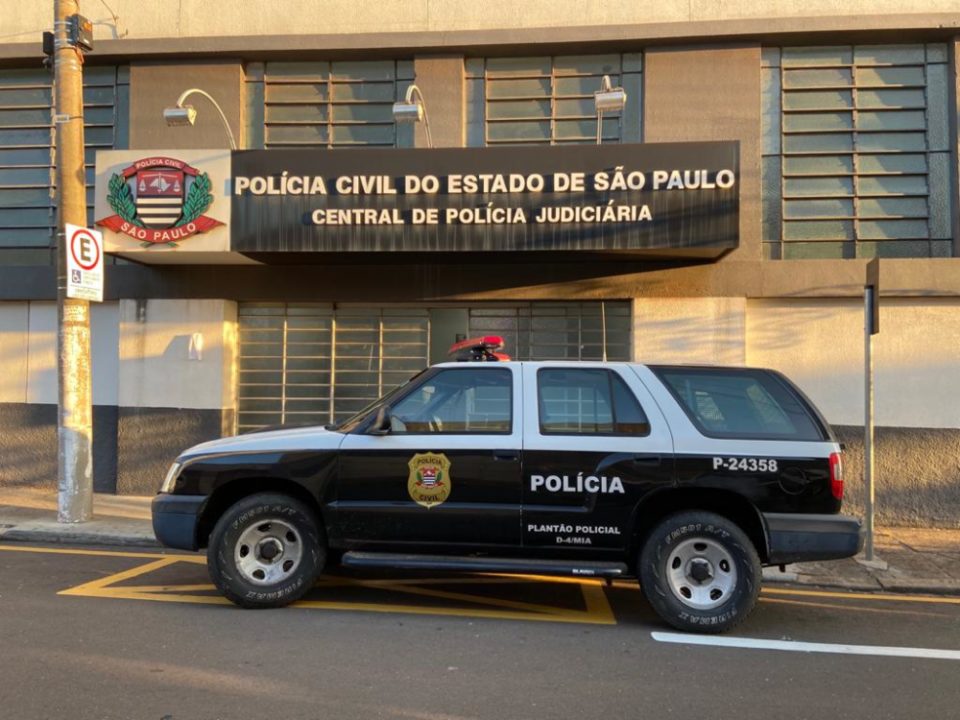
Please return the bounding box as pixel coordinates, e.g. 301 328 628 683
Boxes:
65 224 103 302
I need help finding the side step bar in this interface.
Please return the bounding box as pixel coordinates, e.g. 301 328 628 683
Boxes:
341 551 629 579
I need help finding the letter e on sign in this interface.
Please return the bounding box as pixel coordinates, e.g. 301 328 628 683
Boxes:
66 223 104 302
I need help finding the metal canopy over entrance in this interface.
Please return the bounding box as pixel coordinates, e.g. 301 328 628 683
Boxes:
237 302 631 432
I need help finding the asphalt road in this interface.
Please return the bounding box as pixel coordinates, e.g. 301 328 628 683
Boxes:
2 542 959 720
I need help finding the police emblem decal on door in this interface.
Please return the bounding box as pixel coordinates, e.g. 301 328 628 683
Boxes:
408 453 453 508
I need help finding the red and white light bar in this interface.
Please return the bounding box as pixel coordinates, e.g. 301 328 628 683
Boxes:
447 335 511 362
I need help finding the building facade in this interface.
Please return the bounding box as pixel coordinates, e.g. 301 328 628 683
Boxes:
1 2 959 526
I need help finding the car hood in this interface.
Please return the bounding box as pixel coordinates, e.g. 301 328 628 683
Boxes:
179 424 344 460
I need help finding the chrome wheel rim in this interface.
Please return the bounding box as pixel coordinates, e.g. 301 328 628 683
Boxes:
234 518 304 586
665 537 738 610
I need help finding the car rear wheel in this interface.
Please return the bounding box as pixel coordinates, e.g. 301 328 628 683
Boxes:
207 492 326 608
639 511 760 633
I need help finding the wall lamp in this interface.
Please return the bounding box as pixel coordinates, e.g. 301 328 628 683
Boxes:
162 88 238 150
594 74 627 145
392 84 433 148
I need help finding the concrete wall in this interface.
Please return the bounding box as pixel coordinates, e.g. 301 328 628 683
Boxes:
129 62 243 150
0 302 120 491
633 297 746 365
0 299 237 494
412 56 465 148
643 45 762 262
835 426 960 528
746 298 960 429
118 299 237 412
115 299 238 494
7 1 959 42
748 297 960 527
0 302 119 406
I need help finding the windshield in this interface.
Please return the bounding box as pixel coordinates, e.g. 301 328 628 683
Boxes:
331 369 427 433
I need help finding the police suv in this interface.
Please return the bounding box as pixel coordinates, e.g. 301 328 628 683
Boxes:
152 337 862 633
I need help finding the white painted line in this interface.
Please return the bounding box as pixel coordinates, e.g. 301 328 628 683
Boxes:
651 632 960 661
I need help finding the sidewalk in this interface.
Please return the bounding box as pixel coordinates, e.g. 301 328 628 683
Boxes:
0 487 158 547
0 487 958 595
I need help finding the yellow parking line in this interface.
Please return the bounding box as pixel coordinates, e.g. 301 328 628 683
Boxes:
57 556 617 625
291 598 612 624
762 586 960 606
116 584 217 593
58 557 182 596
0 543 186 560
347 578 595 618
79 589 233 606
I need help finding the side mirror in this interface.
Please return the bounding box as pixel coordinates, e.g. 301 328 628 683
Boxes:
368 405 392 435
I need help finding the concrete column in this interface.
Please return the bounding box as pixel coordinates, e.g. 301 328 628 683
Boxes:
116 299 237 494
643 45 762 261
633 297 746 365
129 61 243 149
412 56 465 148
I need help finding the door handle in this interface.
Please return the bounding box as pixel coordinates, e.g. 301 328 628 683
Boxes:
632 454 661 466
493 450 520 462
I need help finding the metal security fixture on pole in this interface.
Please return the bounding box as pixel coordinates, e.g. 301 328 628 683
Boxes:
863 258 881 562
594 75 627 145
53 0 95 523
162 88 238 150
392 85 433 149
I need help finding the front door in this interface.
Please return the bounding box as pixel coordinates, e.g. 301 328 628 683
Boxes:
521 364 675 556
337 365 522 551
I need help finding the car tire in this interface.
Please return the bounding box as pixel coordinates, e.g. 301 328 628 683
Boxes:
207 492 326 609
639 511 760 634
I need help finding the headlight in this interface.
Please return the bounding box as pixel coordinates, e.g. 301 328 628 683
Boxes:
160 462 182 493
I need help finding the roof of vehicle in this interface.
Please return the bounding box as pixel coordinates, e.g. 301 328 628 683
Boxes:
430 360 772 371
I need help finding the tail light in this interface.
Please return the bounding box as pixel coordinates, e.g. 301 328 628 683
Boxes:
829 452 844 500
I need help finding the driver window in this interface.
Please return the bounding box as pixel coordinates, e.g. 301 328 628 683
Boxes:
387 368 512 434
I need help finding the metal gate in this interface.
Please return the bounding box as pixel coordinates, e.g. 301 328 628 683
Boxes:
468 303 631 361
238 302 630 432
238 305 429 432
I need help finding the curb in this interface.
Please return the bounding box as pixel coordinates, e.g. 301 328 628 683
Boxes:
0 523 160 549
762 572 960 597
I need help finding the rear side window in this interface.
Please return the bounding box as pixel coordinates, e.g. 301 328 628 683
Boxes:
651 367 826 441
537 368 650 436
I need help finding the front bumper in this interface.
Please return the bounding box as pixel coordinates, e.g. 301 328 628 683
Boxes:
762 512 864 565
152 493 206 551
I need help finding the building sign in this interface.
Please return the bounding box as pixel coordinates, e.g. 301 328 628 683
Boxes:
95 143 738 261
94 149 233 259
65 224 103 302
96 156 222 246
230 142 738 257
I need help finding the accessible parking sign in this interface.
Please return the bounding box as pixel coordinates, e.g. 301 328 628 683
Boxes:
65 224 104 302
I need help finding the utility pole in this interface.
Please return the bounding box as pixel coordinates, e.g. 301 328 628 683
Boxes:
54 0 93 522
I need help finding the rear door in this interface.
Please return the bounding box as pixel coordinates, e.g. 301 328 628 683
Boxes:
520 364 674 555
641 365 839 514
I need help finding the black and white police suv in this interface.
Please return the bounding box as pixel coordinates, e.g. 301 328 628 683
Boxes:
153 336 862 633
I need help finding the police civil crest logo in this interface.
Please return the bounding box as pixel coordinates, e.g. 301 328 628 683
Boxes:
96 156 223 247
407 453 452 509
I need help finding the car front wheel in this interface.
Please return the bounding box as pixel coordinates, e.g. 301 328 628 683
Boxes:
207 492 326 608
639 511 760 633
